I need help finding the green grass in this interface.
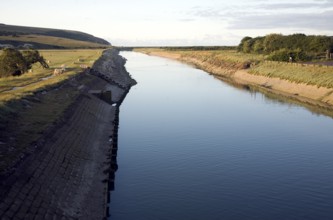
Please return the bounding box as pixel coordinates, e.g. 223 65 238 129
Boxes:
0 49 103 101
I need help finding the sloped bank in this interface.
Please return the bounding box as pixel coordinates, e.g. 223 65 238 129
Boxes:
0 48 136 220
144 50 333 111
90 48 137 218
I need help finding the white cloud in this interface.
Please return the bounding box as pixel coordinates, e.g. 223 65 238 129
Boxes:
1 0 332 46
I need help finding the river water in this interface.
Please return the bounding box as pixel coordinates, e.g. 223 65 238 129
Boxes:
109 52 333 220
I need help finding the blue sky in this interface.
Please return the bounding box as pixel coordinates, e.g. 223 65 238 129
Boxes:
1 0 333 46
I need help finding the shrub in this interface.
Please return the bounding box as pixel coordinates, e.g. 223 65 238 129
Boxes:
0 48 48 78
0 48 27 77
267 49 312 62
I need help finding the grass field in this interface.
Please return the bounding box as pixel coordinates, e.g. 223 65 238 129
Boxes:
0 34 109 48
0 49 103 101
0 49 104 172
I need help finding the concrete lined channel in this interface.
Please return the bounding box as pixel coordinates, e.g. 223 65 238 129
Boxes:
0 49 136 219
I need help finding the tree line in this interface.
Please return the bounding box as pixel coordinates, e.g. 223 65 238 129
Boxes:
238 33 333 62
0 48 49 78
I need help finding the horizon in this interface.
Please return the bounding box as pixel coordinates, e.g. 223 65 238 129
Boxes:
1 0 333 47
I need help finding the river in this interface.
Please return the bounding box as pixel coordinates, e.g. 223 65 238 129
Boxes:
109 52 333 220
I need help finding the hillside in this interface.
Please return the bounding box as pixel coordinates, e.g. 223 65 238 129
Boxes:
0 24 110 49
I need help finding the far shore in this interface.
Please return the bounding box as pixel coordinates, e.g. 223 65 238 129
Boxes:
137 49 333 111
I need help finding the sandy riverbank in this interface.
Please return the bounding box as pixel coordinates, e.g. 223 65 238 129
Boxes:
144 50 333 110
0 48 136 219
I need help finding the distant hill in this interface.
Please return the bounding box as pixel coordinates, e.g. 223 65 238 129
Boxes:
0 24 111 49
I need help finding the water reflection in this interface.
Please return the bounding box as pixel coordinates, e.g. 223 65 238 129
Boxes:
213 75 333 119
106 107 120 217
109 52 333 220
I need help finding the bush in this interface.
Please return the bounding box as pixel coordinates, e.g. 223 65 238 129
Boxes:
267 49 312 62
0 48 48 78
0 48 27 77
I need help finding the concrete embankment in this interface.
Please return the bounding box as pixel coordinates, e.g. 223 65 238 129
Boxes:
145 51 333 110
0 48 136 219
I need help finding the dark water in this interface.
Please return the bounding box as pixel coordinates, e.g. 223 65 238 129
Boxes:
109 52 333 220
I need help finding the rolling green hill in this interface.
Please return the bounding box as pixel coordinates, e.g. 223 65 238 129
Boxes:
0 24 111 49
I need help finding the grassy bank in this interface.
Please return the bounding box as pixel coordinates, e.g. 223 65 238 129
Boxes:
250 61 333 88
0 49 103 172
136 48 333 89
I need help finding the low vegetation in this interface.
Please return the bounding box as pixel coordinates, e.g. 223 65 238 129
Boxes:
137 47 333 89
179 49 264 64
250 61 333 88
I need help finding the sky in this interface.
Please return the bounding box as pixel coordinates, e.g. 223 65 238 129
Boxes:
1 0 333 46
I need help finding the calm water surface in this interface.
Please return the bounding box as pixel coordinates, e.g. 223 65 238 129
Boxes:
109 52 333 220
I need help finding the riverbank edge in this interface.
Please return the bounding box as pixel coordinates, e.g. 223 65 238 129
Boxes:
89 48 136 219
143 51 333 111
0 48 136 219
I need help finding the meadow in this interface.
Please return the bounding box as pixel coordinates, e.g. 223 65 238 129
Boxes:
0 49 103 101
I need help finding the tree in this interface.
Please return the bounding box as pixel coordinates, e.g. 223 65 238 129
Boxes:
0 48 49 78
238 33 333 61
22 50 49 69
252 37 264 54
242 39 254 53
0 48 27 77
238 36 252 52
308 36 332 53
263 33 284 53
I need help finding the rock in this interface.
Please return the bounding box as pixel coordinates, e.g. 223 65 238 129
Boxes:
92 48 137 88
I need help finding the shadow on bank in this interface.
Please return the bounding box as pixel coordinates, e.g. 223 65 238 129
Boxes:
89 48 137 218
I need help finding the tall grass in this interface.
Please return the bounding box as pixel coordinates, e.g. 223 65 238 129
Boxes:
180 50 265 63
139 48 333 89
250 61 333 88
